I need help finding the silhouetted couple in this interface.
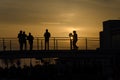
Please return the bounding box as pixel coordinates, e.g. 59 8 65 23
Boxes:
18 31 34 51
70 31 78 50
44 29 51 50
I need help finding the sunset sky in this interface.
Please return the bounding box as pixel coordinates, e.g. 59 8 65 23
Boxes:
0 0 120 38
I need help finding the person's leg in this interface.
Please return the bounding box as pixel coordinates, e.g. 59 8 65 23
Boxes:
73 40 76 49
30 43 33 50
46 41 48 50
45 41 46 50
48 41 49 50
25 42 27 50
20 42 23 51
75 40 78 49
31 43 33 50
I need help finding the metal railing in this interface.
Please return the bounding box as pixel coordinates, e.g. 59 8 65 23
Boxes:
0 37 100 51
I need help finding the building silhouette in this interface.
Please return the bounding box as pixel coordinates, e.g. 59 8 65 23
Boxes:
100 20 120 49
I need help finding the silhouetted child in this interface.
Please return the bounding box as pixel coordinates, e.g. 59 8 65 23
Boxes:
44 29 51 50
27 33 34 50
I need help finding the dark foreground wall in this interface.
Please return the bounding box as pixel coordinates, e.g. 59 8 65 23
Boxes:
0 49 120 80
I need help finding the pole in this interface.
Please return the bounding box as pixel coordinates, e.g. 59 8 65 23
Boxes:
10 40 12 51
56 40 58 50
86 37 87 50
3 38 6 51
41 40 43 50
37 38 39 50
54 37 55 50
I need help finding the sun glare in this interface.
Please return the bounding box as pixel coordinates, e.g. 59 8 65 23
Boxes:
66 27 80 33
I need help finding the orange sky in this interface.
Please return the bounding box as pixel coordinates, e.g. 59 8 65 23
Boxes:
0 0 120 38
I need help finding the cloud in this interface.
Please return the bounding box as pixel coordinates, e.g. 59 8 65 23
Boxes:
88 0 120 8
0 0 83 25
0 0 119 26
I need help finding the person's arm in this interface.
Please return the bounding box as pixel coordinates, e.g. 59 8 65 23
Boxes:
17 34 19 38
33 36 34 40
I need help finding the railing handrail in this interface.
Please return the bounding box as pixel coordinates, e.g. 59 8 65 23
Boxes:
0 37 100 51
0 36 99 39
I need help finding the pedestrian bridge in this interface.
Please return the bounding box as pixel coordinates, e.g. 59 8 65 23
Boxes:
0 37 102 59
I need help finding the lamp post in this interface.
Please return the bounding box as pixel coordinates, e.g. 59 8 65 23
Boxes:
69 33 73 50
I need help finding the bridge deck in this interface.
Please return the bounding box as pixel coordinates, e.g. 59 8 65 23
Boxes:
0 50 119 59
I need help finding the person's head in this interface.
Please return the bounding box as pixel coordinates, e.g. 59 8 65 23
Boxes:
20 30 22 33
29 33 31 35
46 29 48 32
23 31 25 34
73 30 76 34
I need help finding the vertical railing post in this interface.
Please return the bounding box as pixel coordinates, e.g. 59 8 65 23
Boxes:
37 38 39 50
85 37 88 50
2 38 6 51
69 33 73 50
54 37 56 50
41 39 43 50
10 40 12 51
56 39 58 50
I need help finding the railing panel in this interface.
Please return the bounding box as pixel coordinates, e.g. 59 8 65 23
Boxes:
86 38 100 50
0 37 99 51
55 38 70 50
77 38 87 50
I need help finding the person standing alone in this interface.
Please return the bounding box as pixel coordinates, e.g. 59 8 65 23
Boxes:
27 33 34 50
44 29 51 50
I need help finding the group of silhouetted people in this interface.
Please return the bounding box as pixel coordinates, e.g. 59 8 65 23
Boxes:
17 30 34 50
18 29 78 50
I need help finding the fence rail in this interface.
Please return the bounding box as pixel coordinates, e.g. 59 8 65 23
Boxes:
0 37 100 51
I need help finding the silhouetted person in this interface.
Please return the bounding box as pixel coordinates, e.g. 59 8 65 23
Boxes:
73 31 78 50
44 29 51 50
18 30 23 50
69 33 73 50
27 33 34 50
22 31 27 50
